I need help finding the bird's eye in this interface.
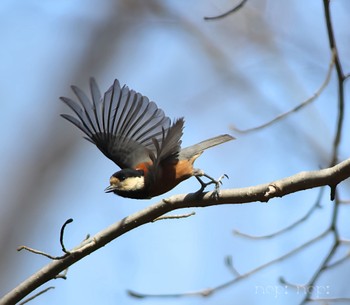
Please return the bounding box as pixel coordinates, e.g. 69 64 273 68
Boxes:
119 174 126 181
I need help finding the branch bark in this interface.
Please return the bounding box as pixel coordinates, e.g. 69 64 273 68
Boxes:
1 158 350 305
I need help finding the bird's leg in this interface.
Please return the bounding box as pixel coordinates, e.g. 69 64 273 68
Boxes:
193 169 228 198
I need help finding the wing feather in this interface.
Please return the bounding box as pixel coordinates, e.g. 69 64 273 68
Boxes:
151 118 184 164
60 78 179 169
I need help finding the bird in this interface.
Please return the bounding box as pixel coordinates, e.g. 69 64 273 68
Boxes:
60 78 234 199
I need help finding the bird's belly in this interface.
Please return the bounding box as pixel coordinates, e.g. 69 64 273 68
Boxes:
148 159 195 197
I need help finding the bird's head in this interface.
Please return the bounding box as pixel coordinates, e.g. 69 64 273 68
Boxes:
104 169 146 198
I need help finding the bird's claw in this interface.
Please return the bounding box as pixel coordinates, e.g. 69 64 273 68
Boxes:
195 173 229 199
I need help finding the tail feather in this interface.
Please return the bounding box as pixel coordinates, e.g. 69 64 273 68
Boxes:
179 134 234 160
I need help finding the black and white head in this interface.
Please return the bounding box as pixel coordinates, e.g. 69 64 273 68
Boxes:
104 169 147 199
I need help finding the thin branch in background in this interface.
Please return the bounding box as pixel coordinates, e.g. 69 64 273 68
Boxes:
224 255 241 277
324 11 346 167
289 198 340 304
204 0 247 21
231 49 336 134
234 187 324 240
17 245 68 260
279 277 305 289
128 230 329 299
18 287 54 305
279 187 342 305
152 212 196 222
128 287 214 299
325 252 350 270
308 298 350 303
280 279 350 303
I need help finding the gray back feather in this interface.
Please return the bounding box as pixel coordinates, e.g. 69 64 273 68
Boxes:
179 134 234 160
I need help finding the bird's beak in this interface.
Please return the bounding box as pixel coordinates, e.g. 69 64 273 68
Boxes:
104 185 115 193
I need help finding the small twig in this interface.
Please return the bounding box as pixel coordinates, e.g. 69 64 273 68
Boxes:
18 287 54 305
231 49 336 133
55 268 68 280
279 276 305 289
224 256 241 277
17 218 74 260
60 218 73 254
204 0 247 20
295 203 340 304
17 246 65 260
152 212 196 222
325 252 350 270
234 188 324 239
128 287 214 299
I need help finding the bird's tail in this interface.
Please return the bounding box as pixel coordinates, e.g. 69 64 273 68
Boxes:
179 134 234 160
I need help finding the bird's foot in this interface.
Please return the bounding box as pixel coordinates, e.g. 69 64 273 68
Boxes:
194 170 229 199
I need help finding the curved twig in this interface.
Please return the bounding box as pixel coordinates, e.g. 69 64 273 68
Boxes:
204 0 247 21
60 218 73 254
231 49 336 134
234 187 324 240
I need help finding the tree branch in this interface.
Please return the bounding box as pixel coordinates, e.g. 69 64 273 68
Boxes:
1 158 350 305
230 48 335 133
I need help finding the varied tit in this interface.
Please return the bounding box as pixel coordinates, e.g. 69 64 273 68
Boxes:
60 78 234 199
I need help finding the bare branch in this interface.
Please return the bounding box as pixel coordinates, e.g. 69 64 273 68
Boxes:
279 277 304 289
2 158 348 305
325 252 350 270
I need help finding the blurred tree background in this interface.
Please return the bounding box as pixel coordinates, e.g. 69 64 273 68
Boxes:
1 1 349 304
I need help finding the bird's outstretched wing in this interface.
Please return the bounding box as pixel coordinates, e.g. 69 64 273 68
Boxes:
151 118 184 165
60 78 174 169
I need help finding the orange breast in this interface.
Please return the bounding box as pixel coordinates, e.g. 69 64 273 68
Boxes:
136 155 199 197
